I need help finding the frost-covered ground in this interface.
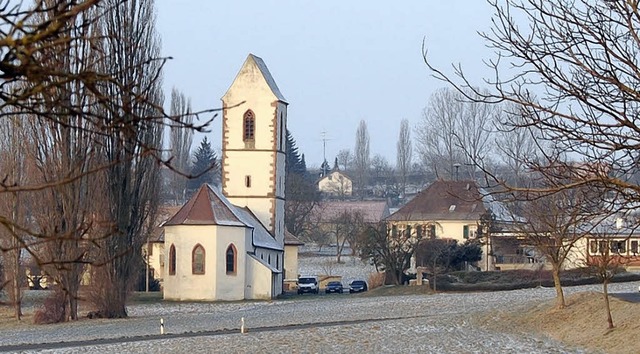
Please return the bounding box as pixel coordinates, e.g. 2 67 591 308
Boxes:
1 255 635 353
298 254 376 284
3 281 638 353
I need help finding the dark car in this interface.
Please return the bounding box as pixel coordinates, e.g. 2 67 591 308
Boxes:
349 280 368 293
325 281 344 294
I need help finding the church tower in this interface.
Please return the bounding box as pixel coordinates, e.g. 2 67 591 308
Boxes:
221 54 287 246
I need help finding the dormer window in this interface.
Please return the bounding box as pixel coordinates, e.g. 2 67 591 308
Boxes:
243 110 255 142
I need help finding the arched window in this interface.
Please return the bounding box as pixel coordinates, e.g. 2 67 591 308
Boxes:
169 244 176 276
243 110 255 142
192 244 205 275
226 244 237 274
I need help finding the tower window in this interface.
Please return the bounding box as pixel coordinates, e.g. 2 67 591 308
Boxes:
245 175 251 188
243 110 255 142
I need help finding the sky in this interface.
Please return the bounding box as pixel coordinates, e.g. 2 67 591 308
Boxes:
156 1 497 168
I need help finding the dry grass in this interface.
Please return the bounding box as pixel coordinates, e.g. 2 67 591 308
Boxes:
476 292 640 354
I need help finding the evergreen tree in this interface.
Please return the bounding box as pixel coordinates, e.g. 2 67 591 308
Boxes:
333 157 339 171
188 137 217 192
285 129 306 175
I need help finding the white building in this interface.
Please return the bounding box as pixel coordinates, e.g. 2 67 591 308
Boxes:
163 54 288 301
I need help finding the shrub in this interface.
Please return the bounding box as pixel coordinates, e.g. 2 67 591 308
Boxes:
34 289 67 324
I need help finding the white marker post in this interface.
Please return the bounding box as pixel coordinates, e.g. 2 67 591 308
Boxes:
241 317 246 334
160 318 165 335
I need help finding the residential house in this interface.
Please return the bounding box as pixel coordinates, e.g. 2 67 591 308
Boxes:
386 180 489 270
318 170 353 198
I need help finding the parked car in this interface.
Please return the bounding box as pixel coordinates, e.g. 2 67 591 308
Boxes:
349 280 368 293
325 281 344 294
297 276 319 294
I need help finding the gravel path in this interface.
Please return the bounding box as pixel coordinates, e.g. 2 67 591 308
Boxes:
2 281 636 353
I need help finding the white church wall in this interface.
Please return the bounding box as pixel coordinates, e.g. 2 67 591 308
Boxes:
163 225 218 301
245 256 274 299
284 244 299 280
214 226 248 301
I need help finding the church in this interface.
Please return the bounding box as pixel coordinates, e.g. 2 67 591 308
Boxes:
163 54 291 301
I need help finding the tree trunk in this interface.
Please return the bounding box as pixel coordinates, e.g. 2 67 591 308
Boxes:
11 247 21 321
603 278 614 329
552 265 565 309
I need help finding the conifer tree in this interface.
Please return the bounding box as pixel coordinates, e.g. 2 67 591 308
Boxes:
188 137 218 192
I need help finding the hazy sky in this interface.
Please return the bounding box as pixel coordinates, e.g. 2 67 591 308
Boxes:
156 1 497 167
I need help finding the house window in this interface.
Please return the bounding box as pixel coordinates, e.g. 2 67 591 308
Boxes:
589 240 598 254
429 224 436 239
243 110 255 142
226 244 237 274
416 225 423 238
463 225 470 239
610 240 626 254
148 243 153 256
391 225 398 237
405 225 412 237
192 244 205 275
169 244 176 276
245 175 251 188
268 254 271 265
631 240 638 254
598 241 607 254
276 254 280 269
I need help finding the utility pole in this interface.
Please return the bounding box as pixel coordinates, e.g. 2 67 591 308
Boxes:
320 131 332 177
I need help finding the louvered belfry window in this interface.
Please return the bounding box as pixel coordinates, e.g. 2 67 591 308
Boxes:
243 110 255 142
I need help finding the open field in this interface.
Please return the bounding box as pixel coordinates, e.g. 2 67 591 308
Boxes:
1 281 638 353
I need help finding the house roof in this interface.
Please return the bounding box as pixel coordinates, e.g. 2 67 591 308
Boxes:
221 53 287 104
311 200 390 223
284 230 304 246
164 184 248 227
387 180 486 222
234 207 283 251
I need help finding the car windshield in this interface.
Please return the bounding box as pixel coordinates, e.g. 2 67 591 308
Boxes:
351 281 364 286
299 278 315 284
328 282 340 286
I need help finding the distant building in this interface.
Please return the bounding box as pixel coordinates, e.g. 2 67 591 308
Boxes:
317 170 353 198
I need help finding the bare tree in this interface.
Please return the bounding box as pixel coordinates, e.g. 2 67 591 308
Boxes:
336 149 352 172
396 119 412 196
168 87 194 204
424 0 640 217
493 104 544 188
89 0 164 318
0 114 27 320
359 222 423 285
354 120 370 197
511 185 599 309
416 88 464 180
330 211 365 263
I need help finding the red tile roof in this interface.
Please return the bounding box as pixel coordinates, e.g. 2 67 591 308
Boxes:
387 180 486 221
164 184 247 227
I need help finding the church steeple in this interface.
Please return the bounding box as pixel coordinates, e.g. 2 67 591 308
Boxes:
220 54 287 245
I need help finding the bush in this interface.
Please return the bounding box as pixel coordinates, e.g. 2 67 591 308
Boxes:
34 289 66 324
